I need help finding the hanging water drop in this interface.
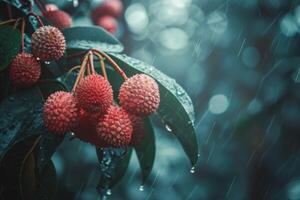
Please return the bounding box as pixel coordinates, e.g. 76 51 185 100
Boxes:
36 57 40 61
165 124 172 132
139 185 144 191
70 132 75 136
106 189 112 196
190 166 195 173
197 153 200 157
45 61 50 64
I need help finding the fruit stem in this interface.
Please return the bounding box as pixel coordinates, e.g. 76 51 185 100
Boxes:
34 0 47 14
91 51 108 80
21 18 26 52
91 49 128 80
72 52 91 92
64 65 81 83
27 12 44 27
0 19 17 26
89 53 96 74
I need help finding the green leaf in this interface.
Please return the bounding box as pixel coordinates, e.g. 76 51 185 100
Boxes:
38 79 67 99
108 53 198 166
35 160 57 200
135 117 155 184
0 87 44 161
96 148 132 195
0 25 21 71
63 26 123 53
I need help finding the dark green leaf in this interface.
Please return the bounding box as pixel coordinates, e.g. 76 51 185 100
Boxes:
20 153 36 200
63 26 123 53
0 25 21 71
36 160 57 200
0 87 44 161
0 136 38 199
135 117 155 184
38 79 67 99
96 148 132 195
109 53 198 166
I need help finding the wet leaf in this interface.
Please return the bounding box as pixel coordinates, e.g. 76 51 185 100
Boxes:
0 87 44 161
135 117 155 184
96 148 132 195
63 26 124 53
20 153 36 200
108 53 198 166
0 25 21 71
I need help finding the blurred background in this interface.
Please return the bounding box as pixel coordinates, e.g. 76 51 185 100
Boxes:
46 0 300 199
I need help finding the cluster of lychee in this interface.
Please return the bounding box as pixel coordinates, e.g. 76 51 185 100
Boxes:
43 3 72 30
43 51 160 147
91 0 123 34
9 16 66 87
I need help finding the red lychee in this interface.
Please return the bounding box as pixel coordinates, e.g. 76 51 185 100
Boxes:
43 91 78 134
74 74 113 114
9 53 41 87
31 25 66 61
91 0 123 23
96 15 117 34
128 114 145 146
43 10 72 30
72 109 107 147
119 74 160 116
96 106 132 147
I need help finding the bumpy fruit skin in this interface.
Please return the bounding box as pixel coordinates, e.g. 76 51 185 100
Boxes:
43 91 78 134
96 106 132 147
31 25 66 61
119 74 160 116
45 4 58 11
91 0 123 23
96 15 117 34
75 74 113 114
9 53 41 87
128 114 145 146
72 109 107 147
43 10 72 30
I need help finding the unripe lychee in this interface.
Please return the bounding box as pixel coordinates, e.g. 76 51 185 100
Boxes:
128 114 145 146
75 74 113 114
96 106 132 147
96 15 117 34
31 25 66 61
91 0 123 23
72 109 107 147
9 53 41 87
43 91 78 134
45 4 58 12
43 10 72 30
119 74 160 116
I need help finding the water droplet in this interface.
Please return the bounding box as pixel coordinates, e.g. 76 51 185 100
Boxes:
44 61 50 64
197 153 200 157
70 132 75 136
165 124 172 132
36 57 40 61
73 0 79 7
190 166 195 173
139 185 144 191
106 189 112 196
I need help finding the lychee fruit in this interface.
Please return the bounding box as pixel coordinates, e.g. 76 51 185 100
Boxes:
9 53 41 87
43 10 72 30
45 4 58 12
119 74 160 116
91 0 123 23
74 74 113 114
31 25 66 61
128 114 145 146
96 15 117 34
96 106 132 147
72 109 107 147
43 91 78 134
